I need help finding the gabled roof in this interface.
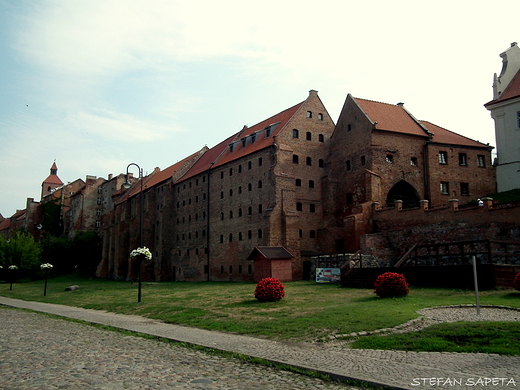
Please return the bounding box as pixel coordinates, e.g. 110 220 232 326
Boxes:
213 102 304 168
42 174 64 186
485 69 520 106
354 97 429 137
0 218 10 231
419 121 490 148
247 246 294 260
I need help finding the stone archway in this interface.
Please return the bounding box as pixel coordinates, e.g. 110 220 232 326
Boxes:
386 180 420 209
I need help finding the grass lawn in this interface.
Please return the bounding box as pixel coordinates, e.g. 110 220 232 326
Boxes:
1 275 519 353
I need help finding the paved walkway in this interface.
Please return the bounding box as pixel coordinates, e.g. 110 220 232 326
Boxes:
1 297 519 390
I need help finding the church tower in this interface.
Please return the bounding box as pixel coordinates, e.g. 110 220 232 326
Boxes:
41 161 64 200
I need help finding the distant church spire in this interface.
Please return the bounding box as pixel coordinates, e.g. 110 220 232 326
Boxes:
41 161 64 200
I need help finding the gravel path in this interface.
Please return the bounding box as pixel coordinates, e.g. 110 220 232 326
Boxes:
0 308 361 390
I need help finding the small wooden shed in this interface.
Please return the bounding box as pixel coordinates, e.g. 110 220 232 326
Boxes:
247 246 294 282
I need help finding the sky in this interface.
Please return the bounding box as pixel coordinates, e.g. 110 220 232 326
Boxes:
1 0 519 218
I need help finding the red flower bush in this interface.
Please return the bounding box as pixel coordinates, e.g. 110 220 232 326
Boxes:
374 272 409 298
254 277 285 302
514 272 520 291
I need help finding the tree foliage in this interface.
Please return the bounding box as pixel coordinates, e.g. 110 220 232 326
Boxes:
0 231 41 279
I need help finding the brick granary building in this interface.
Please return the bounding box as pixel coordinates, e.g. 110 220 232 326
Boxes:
92 90 495 282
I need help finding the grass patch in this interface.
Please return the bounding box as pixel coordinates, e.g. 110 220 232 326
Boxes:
351 322 520 355
1 275 519 350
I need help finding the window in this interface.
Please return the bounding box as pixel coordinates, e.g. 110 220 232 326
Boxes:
258 229 263 238
361 156 366 166
248 230 252 239
258 204 263 213
220 171 224 179
347 124 352 131
296 202 303 211
410 157 418 166
319 159 324 168
459 153 467 166
306 132 312 141
293 155 299 164
251 134 256 144
258 180 262 188
238 208 243 217
229 265 233 274
229 210 233 219
346 160 351 171
306 111 312 118
220 212 224 220
308 180 314 188
220 191 224 199
438 151 448 164
220 235 224 243
229 168 233 176
460 183 469 196
440 182 449 195
317 113 323 121
318 134 324 142
248 206 252 215
229 189 233 196
248 183 252 191
306 157 312 166
386 154 394 163
517 111 520 128
229 233 233 242
309 204 316 212
477 155 486 167
238 186 242 194
346 193 353 205
238 165 242 173
293 129 299 138
295 179 301 187
241 138 247 148
248 161 252 170
310 230 316 238
258 157 263 166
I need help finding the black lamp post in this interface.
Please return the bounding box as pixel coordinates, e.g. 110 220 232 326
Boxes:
123 163 144 303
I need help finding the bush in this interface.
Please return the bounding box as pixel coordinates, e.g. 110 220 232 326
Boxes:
514 273 520 291
254 277 285 302
374 272 409 298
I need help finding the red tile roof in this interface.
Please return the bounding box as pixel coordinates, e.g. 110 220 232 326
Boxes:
485 69 520 106
42 174 64 186
0 218 10 231
354 97 429 137
419 121 490 148
213 102 304 168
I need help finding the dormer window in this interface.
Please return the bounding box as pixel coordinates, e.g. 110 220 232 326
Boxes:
251 133 256 143
306 111 312 118
241 138 247 148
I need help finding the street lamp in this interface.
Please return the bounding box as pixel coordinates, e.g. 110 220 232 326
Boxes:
123 163 144 303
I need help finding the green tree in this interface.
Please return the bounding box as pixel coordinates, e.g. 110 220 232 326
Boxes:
0 232 41 279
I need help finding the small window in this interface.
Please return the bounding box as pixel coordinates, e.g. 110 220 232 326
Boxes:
295 179 302 187
317 113 323 121
306 132 312 141
306 111 312 118
517 111 520 128
309 204 316 212
229 168 233 176
361 156 365 166
251 134 256 143
438 151 448 164
460 182 469 196
440 182 449 195
293 155 299 164
346 160 351 171
310 230 316 238
309 180 314 188
346 193 353 205
319 159 324 168
241 138 247 148
220 171 224 179
248 161 252 170
258 180 262 188
459 153 467 166
248 230 252 239
318 134 324 142
229 189 233 196
258 229 263 238
248 183 252 191
293 129 299 138
477 155 486 167
229 210 233 219
306 157 312 166
229 233 233 242
258 204 263 213
238 165 242 173
220 191 224 199
386 154 394 163
238 208 242 217
347 124 352 131
258 157 263 166
296 202 303 211
248 206 252 215
410 157 418 166
220 235 224 243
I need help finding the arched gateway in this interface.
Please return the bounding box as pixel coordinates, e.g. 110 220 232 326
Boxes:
386 180 420 209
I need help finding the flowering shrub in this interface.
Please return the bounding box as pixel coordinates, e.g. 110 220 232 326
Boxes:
8 265 18 270
514 273 520 291
40 263 53 270
130 247 152 261
254 278 285 302
374 272 409 298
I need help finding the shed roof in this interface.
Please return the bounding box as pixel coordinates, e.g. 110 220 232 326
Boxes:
247 246 293 260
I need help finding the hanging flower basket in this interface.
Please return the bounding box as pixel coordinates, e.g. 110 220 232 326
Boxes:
130 247 152 261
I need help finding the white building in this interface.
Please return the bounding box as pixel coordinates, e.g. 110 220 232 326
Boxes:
485 42 520 192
